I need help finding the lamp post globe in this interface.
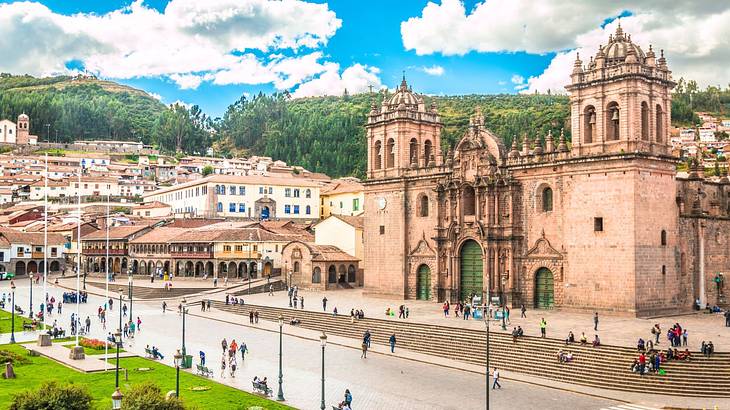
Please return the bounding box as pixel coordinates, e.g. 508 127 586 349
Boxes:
111 387 123 410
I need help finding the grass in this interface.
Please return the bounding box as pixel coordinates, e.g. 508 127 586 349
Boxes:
61 343 126 356
0 309 38 334
0 343 293 410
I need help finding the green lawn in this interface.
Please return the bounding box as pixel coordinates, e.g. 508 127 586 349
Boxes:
61 343 126 356
0 344 293 410
0 309 37 334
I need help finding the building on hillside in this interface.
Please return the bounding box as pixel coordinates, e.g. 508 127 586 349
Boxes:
0 228 66 275
143 174 321 221
319 178 364 218
132 201 172 218
362 26 730 317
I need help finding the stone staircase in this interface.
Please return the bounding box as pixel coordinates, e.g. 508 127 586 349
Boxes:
88 282 211 300
230 279 286 296
213 301 730 398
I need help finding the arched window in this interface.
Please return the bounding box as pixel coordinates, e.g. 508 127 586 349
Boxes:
584 106 596 144
293 261 300 273
386 138 395 168
542 187 553 212
347 265 356 282
606 102 620 141
655 105 664 142
661 230 667 246
424 140 433 165
462 185 475 216
640 102 649 140
409 138 418 166
305 205 311 215
305 189 311 198
419 194 429 217
312 267 321 283
216 202 223 212
374 141 382 170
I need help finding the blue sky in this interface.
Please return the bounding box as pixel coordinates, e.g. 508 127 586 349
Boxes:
0 1 726 117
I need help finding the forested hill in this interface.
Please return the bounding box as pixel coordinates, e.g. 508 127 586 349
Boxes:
0 74 166 143
215 92 571 178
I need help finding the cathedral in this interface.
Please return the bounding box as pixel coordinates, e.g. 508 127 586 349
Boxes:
363 26 730 317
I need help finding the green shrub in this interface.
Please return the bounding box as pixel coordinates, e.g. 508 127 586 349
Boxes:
0 349 31 365
123 382 185 410
9 381 92 410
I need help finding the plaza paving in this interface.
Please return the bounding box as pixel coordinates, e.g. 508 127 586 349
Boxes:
2 279 728 409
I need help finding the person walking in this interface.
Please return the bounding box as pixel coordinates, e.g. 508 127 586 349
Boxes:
162 301 167 313
389 333 396 353
221 338 228 354
520 303 526 318
136 316 142 331
364 330 371 348
593 312 599 331
682 329 688 347
239 341 248 361
361 340 368 358
540 318 547 338
254 310 259 323
207 299 211 311
322 297 328 311
200 351 206 366
249 310 254 324
492 367 501 389
123 304 128 317
300 296 304 309
229 354 237 378
201 300 206 311
220 355 226 378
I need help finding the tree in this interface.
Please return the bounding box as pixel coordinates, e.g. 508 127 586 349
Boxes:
123 382 185 410
10 381 92 410
202 165 214 176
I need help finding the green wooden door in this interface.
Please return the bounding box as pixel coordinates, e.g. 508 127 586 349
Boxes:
416 265 431 300
535 268 555 309
459 240 483 301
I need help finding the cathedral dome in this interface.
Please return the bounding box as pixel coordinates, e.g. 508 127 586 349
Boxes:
386 75 424 109
601 24 645 65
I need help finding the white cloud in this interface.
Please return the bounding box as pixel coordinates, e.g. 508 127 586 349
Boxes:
422 65 445 76
148 92 163 101
402 1 730 92
292 63 382 98
0 0 378 96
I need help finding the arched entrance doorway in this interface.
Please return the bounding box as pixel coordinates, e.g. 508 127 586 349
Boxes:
459 239 483 301
15 261 26 276
416 264 431 300
261 206 270 220
327 265 336 283
534 268 555 309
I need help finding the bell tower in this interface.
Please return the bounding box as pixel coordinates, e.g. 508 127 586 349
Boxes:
566 24 676 157
16 113 30 145
365 76 442 180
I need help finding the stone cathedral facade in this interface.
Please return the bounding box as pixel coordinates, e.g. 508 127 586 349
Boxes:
363 26 730 317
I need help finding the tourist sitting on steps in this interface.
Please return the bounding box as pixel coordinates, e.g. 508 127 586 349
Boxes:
592 334 601 348
565 331 575 345
637 338 645 352
580 332 587 345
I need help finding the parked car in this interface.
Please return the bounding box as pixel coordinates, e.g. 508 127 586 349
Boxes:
0 272 15 280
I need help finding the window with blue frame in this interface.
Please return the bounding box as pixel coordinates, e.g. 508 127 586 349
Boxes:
239 186 245 195
217 202 223 212
259 186 264 194
268 187 273 194
284 205 291 214
220 185 226 195
239 203 245 212
285 188 291 197
229 186 236 195
306 205 311 215
229 203 236 212
293 205 300 214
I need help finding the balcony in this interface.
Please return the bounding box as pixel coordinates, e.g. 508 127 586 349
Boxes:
218 250 261 259
83 248 127 256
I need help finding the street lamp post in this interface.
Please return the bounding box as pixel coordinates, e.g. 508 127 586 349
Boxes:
10 282 16 343
484 309 490 410
181 298 187 358
276 314 285 401
127 272 133 321
28 273 33 318
118 292 123 340
174 351 183 398
114 329 122 388
319 332 327 410
111 387 123 410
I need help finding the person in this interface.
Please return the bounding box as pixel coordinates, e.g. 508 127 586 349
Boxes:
540 318 547 338
512 327 519 343
269 284 274 296
221 338 228 354
344 389 352 408
293 296 298 308
300 296 304 309
682 329 688 347
364 330 371 348
520 303 526 318
637 338 645 352
516 326 524 337
580 332 587 345
207 299 211 311
333 307 338 317
593 312 599 331
638 353 646 375
136 317 141 331
565 331 575 345
220 355 226 378
249 310 254 324
201 300 206 311
361 340 368 358
398 305 405 319
707 341 714 357
85 316 91 333
152 346 164 360
229 339 238 358
322 297 328 311
492 367 501 389
229 354 237 377
239 341 248 361
389 333 396 353
592 334 601 348
651 324 661 344
254 310 259 323
557 349 565 363
162 301 167 313
200 350 206 366
725 310 730 327
123 304 128 317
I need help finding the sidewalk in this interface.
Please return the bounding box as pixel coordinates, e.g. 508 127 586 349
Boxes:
192 303 730 410
217 288 730 352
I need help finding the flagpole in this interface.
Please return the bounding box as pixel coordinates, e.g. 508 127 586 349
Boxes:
76 165 81 347
43 153 48 330
105 193 110 369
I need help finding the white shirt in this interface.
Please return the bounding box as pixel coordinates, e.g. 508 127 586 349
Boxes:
493 370 500 380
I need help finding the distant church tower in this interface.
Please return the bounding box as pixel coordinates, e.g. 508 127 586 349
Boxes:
16 113 30 145
567 23 675 156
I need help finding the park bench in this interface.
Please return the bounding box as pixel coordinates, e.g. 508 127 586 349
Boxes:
144 348 155 359
252 380 272 397
196 364 213 378
22 323 35 331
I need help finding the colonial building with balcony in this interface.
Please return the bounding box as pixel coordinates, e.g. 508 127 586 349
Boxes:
129 227 188 276
0 228 66 275
81 225 153 275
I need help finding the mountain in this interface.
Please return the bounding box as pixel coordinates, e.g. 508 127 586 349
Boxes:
0 73 166 144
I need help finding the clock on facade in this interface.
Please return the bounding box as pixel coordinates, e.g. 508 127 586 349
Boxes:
377 197 387 210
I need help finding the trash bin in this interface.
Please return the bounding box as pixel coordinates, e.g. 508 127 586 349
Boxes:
182 355 193 369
